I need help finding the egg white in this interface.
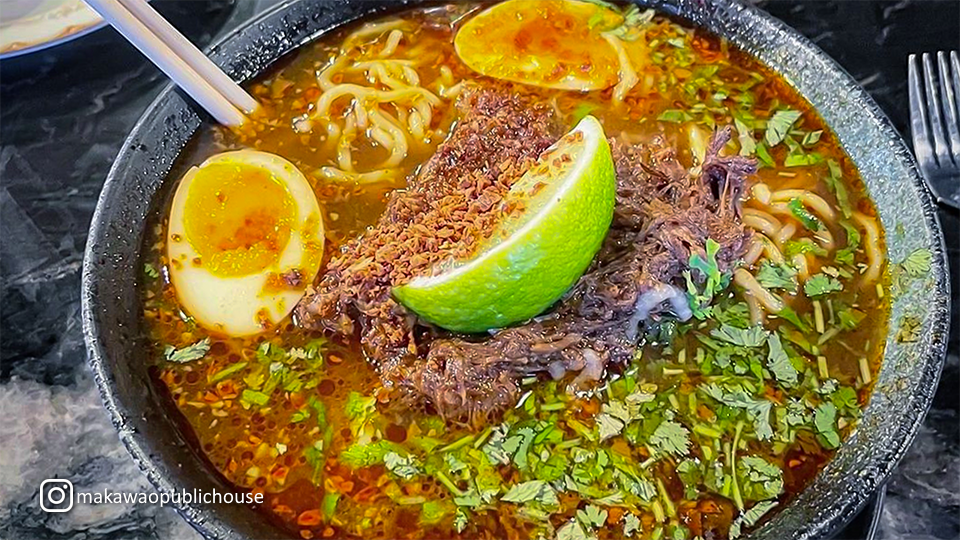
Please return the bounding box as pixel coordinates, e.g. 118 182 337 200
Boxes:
166 150 323 337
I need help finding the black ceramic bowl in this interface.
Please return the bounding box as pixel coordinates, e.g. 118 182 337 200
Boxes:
81 1 951 539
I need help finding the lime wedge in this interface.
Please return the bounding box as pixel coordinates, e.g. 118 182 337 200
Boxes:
392 116 616 333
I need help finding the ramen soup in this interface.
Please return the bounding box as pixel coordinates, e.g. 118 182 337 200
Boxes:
141 2 895 539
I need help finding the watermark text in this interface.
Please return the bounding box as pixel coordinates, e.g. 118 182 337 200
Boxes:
40 479 263 513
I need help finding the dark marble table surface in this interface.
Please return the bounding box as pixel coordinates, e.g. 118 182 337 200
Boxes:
0 1 957 539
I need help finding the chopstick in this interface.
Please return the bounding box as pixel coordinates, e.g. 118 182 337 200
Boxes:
117 0 259 115
82 0 258 126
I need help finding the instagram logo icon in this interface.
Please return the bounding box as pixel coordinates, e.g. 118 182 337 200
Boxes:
40 479 74 512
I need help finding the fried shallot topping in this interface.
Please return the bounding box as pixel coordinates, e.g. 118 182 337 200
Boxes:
295 87 756 421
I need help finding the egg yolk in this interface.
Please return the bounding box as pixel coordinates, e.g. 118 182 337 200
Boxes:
455 0 621 90
182 162 296 277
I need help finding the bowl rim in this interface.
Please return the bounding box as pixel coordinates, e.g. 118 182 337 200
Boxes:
81 1 951 539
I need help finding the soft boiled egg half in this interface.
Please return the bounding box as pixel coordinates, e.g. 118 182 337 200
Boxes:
167 150 324 337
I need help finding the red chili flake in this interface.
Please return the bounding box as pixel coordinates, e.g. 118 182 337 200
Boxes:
297 509 322 527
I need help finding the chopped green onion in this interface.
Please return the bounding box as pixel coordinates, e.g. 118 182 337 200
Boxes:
813 300 825 334
652 500 666 523
436 470 464 497
656 477 676 518
438 434 475 453
555 437 582 450
667 393 681 411
730 421 745 510
472 425 494 449
321 492 340 520
694 424 722 438
210 361 248 383
817 356 829 379
859 357 872 385
817 327 841 346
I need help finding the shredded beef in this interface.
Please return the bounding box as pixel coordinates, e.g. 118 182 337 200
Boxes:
295 85 757 420
387 127 757 421
294 84 560 362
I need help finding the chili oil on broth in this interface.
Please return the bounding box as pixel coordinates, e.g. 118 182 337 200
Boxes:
141 3 889 540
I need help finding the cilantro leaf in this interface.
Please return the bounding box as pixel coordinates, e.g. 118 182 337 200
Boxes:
481 425 512 465
690 238 724 290
501 427 536 470
730 500 778 539
164 338 210 363
454 508 469 533
755 142 775 167
597 413 625 441
788 198 821 230
344 391 376 419
735 118 756 156
784 151 823 167
650 420 691 456
776 305 811 333
802 130 822 146
685 238 730 319
764 109 802 146
557 520 590 540
344 391 377 437
340 440 403 468
738 455 784 501
766 333 798 386
825 160 853 219
804 274 843 297
701 384 774 440
384 452 421 480
814 402 840 449
501 480 558 506
831 386 859 415
623 513 642 537
756 262 798 293
835 221 862 266
577 504 608 529
676 459 702 499
716 302 752 329
785 238 828 258
711 324 768 347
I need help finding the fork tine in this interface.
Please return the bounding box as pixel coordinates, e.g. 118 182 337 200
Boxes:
938 51 960 161
922 53 951 166
909 54 936 168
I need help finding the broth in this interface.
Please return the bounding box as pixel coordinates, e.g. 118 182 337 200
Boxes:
141 3 889 539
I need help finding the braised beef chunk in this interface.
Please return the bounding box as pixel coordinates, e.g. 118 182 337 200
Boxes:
295 88 756 419
295 85 560 361
387 128 756 420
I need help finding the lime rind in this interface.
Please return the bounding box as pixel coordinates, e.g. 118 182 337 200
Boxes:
392 116 616 333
